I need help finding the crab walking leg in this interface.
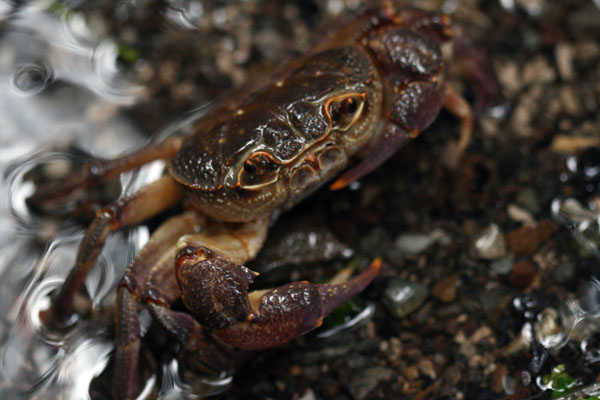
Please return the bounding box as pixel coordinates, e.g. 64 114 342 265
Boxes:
47 176 182 323
330 123 413 190
443 86 474 152
113 212 201 399
27 136 182 209
113 288 142 400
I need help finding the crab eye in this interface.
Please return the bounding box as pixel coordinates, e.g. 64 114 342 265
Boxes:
239 153 278 189
344 97 357 114
327 94 365 131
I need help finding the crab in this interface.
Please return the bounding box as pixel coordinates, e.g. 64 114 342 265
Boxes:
27 4 498 399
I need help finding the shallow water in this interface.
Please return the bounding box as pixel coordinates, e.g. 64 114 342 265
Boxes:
0 2 191 398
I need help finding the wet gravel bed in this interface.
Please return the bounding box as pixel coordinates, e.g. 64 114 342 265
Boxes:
7 0 600 399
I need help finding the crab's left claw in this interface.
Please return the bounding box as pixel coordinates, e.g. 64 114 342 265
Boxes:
213 259 381 350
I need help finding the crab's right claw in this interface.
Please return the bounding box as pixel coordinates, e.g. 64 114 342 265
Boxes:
214 259 381 350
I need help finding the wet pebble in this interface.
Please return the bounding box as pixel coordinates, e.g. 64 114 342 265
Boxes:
470 223 507 260
507 203 534 225
394 232 436 255
432 275 460 303
552 197 598 224
509 261 537 288
348 367 393 400
383 278 428 319
506 220 555 257
490 256 514 275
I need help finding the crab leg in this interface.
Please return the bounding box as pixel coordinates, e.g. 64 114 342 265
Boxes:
113 215 268 398
27 136 182 211
113 212 200 398
443 86 474 152
46 176 182 323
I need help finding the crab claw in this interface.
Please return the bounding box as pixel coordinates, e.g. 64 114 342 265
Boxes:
176 245 380 350
213 259 381 350
176 246 260 330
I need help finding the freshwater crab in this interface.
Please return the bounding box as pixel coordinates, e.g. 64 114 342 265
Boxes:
27 4 497 398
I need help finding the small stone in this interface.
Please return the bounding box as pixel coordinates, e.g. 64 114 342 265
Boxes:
470 223 507 260
552 197 598 223
402 365 420 381
509 261 537 288
348 367 393 400
418 358 437 380
395 233 437 255
490 256 514 275
432 275 460 303
506 220 555 257
522 56 556 85
470 326 494 345
510 97 533 137
516 187 541 214
555 42 575 80
497 61 522 96
559 86 582 116
507 203 535 225
551 135 600 154
383 278 428 319
298 388 316 400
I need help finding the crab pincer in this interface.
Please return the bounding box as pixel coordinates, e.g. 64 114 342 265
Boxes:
176 246 380 350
